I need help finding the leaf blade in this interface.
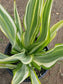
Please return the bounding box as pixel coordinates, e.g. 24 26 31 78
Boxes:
23 0 40 47
0 51 33 64
14 0 22 40
50 20 63 42
0 64 16 69
0 51 25 64
33 44 63 69
12 64 29 84
37 0 53 42
29 0 53 54
30 68 41 84
0 53 8 59
0 5 16 46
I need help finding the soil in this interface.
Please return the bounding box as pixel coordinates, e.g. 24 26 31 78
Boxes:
0 0 63 84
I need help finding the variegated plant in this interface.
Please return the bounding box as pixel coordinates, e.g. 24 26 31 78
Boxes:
0 0 63 84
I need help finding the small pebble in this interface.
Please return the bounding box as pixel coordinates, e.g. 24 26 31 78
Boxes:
56 12 60 15
61 73 63 77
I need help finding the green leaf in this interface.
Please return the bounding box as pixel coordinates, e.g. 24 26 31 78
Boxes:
39 0 44 18
32 61 41 71
13 0 23 51
14 0 22 40
0 53 8 59
11 49 19 54
20 55 33 64
0 51 25 64
13 0 25 52
0 64 16 69
23 0 40 47
30 68 41 84
0 50 33 64
0 53 17 69
0 53 18 64
50 20 63 42
0 4 22 52
29 0 53 54
0 5 16 46
38 0 53 42
29 41 48 54
12 64 29 84
33 44 63 69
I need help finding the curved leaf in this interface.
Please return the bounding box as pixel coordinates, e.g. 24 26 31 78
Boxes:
0 4 22 52
30 68 41 84
29 39 48 54
0 51 33 64
11 0 23 52
0 53 18 64
20 55 33 64
0 64 16 69
39 0 44 17
50 20 63 42
33 44 63 69
12 64 29 84
0 5 16 46
0 53 8 59
14 0 22 40
29 0 53 54
32 61 41 71
0 53 17 69
0 51 25 64
23 0 40 47
37 0 53 42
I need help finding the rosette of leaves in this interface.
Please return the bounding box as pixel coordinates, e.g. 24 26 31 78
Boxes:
0 0 63 84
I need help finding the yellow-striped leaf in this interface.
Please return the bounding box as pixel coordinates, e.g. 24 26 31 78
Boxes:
29 0 53 54
0 51 33 64
30 68 41 84
33 44 63 69
14 0 22 40
23 0 40 47
0 5 16 46
12 64 29 84
0 64 16 69
50 20 63 42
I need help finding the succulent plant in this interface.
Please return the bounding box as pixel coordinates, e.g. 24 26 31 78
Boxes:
0 0 63 84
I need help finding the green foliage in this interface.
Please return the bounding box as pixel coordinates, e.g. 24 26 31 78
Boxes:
30 68 41 84
0 5 16 46
12 64 29 84
0 0 63 84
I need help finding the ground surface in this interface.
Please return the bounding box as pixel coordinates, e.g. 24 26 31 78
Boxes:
0 0 63 84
